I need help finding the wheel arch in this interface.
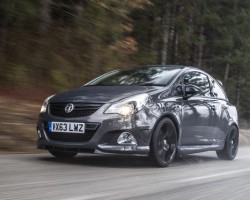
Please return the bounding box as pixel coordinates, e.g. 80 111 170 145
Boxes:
150 113 180 144
231 122 239 131
227 121 239 136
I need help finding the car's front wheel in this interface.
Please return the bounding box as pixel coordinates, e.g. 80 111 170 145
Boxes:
48 150 77 159
216 125 239 160
150 118 177 167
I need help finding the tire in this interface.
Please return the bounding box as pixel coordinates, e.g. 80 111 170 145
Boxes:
48 150 77 159
150 118 177 167
216 125 239 160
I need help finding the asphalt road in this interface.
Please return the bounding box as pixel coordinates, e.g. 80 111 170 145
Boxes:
1 147 250 200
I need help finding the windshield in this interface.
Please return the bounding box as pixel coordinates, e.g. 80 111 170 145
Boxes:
87 66 181 86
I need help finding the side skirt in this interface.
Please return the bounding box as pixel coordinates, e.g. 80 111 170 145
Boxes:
177 143 224 155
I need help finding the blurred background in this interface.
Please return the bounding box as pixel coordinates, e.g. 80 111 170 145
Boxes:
1 0 250 153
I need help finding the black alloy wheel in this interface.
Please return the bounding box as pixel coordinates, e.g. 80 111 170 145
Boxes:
48 150 77 159
150 118 177 167
216 125 239 160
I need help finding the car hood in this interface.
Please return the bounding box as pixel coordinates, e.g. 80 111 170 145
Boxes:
50 86 161 104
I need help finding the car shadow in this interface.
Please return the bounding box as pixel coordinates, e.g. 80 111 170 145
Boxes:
37 154 153 168
173 154 218 166
36 153 219 169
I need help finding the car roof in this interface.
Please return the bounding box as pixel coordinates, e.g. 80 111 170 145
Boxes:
133 65 217 80
116 65 203 78
132 64 188 69
144 65 212 73
120 65 192 71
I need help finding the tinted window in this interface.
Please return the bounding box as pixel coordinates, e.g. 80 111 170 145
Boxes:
211 80 227 99
184 71 211 97
87 67 181 86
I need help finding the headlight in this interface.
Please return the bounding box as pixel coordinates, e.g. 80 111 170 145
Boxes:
105 93 149 116
40 95 54 113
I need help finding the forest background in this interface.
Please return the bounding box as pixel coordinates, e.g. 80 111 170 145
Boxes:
1 0 250 141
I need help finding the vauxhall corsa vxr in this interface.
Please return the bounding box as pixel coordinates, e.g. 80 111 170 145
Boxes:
37 65 239 167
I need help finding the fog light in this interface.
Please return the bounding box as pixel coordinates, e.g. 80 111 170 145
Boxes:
117 132 137 145
37 128 41 138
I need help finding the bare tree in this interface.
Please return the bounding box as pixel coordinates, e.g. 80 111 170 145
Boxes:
38 0 52 35
161 5 170 65
197 25 204 68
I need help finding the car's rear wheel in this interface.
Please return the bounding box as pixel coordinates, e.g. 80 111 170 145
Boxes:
216 125 239 160
150 118 177 167
48 150 77 159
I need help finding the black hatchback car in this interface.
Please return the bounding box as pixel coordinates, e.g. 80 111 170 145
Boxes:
37 65 239 167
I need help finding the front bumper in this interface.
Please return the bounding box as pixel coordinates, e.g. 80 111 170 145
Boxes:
37 141 150 155
37 107 153 155
96 144 149 154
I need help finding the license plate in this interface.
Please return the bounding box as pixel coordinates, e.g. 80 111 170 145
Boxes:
48 122 85 133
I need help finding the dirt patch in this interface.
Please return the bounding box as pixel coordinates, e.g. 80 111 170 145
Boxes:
0 97 250 153
0 98 42 153
239 129 250 146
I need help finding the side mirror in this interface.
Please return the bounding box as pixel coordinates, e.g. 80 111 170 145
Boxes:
184 85 201 100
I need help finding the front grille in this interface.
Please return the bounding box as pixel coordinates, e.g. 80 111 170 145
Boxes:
49 102 103 118
44 122 100 143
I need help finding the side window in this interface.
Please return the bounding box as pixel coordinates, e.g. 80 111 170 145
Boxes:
211 79 227 99
184 71 211 97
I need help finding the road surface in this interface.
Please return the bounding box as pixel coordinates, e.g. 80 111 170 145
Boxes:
1 147 250 200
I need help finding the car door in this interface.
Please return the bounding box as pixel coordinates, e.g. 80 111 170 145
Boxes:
180 71 216 146
207 78 230 144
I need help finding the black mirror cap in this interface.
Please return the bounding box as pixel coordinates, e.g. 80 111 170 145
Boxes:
184 85 201 100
